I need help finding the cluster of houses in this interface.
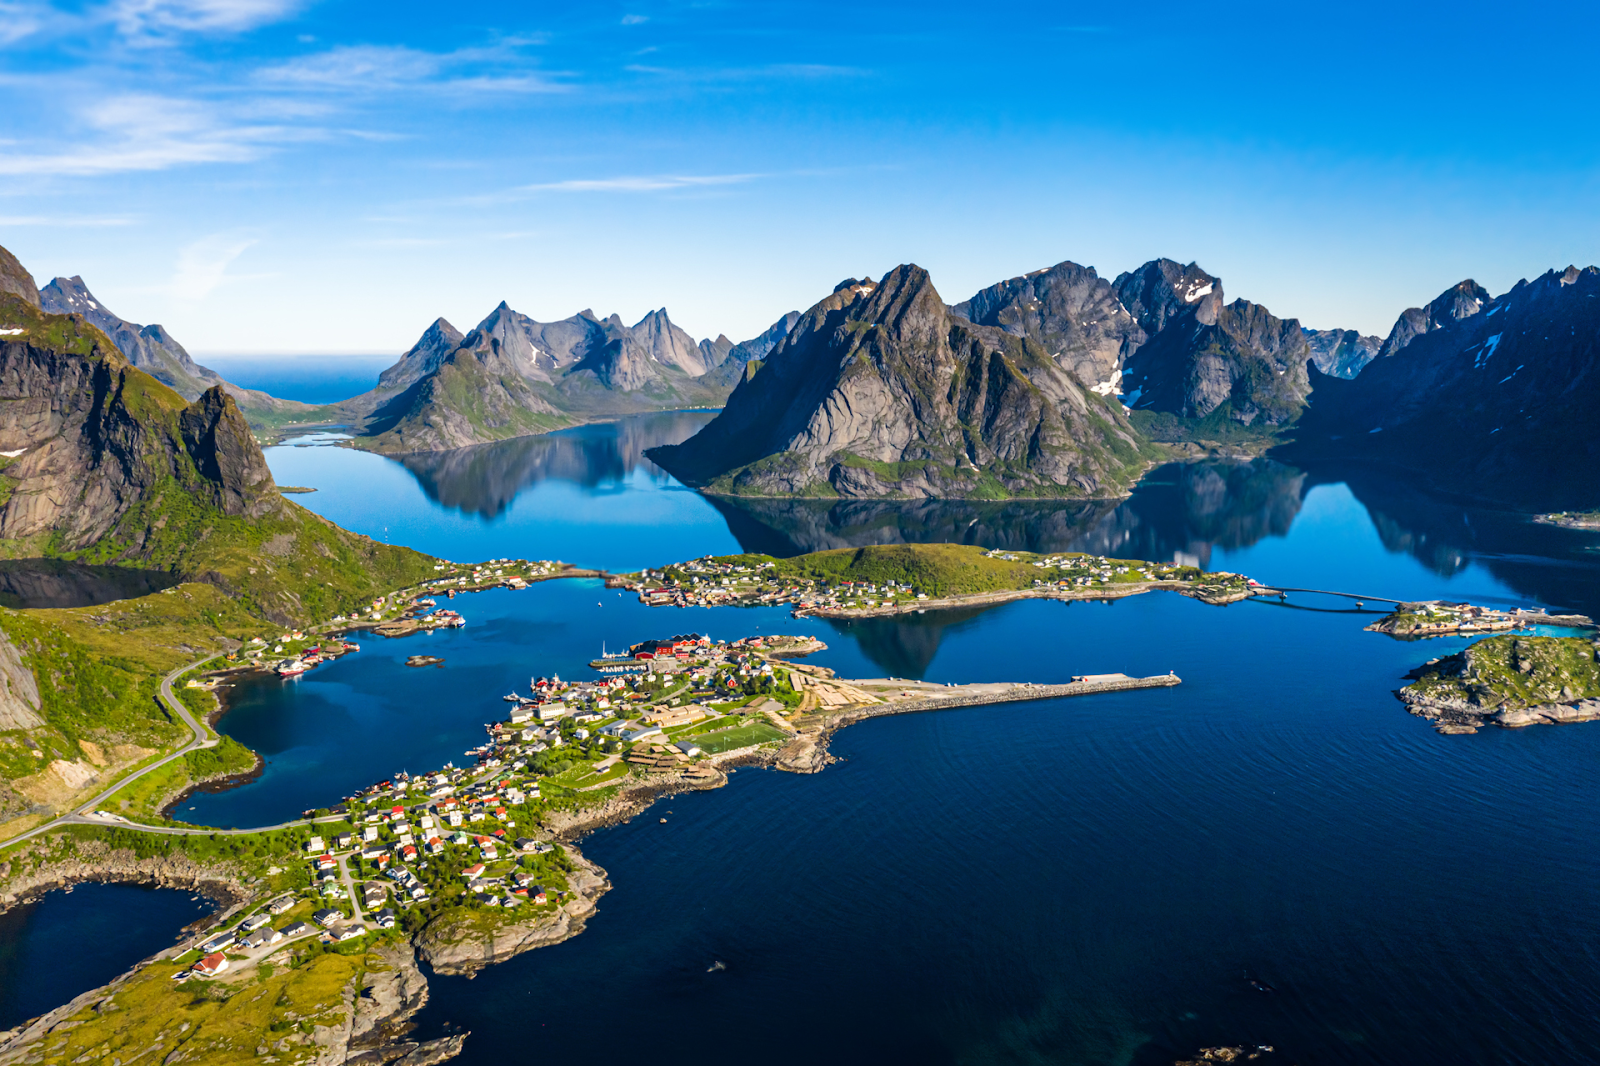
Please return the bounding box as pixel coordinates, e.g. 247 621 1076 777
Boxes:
1370 600 1532 636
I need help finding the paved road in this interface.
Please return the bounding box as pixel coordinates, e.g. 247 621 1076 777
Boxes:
337 852 366 923
0 652 228 849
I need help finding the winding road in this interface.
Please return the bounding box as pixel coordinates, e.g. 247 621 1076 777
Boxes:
0 652 343 848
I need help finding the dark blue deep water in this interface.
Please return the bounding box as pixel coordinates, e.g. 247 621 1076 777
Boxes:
0 884 212 1030
197 354 396 405
161 417 1600 1062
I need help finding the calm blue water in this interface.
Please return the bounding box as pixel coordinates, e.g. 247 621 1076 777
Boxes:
0 884 212 1030
175 423 1600 1063
199 354 395 405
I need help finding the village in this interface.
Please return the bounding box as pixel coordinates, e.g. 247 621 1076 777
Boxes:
614 544 1257 616
167 627 874 980
169 613 1181 983
1365 600 1595 638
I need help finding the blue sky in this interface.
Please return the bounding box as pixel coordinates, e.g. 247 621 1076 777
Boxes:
1 0 1596 354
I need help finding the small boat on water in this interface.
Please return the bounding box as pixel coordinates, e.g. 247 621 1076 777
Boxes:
502 693 523 703
277 659 307 677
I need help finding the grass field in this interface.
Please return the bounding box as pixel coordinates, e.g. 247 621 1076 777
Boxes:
691 720 789 754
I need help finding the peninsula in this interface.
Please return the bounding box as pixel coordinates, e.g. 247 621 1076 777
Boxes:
0 614 1177 1065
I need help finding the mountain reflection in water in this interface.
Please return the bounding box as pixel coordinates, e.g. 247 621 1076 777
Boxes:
712 459 1309 567
396 410 718 519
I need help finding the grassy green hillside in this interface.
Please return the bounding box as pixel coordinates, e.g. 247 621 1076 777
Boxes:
1404 635 1600 708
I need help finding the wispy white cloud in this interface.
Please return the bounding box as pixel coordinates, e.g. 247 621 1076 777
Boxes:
0 1 50 45
620 14 648 25
255 44 440 88
170 233 256 300
254 42 566 94
0 93 301 176
513 173 761 193
621 61 868 83
106 0 302 40
0 214 136 226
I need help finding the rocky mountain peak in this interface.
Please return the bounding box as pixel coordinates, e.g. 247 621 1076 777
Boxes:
179 386 279 518
647 262 1149 499
1376 278 1492 359
1112 259 1223 334
0 244 39 308
376 317 464 393
953 258 1144 391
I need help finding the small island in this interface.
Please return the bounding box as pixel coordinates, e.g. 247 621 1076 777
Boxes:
1536 510 1600 530
1399 634 1600 733
1366 600 1593 638
611 543 1257 617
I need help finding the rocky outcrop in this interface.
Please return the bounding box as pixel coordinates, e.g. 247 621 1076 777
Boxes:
0 840 250 912
413 848 610 977
648 265 1151 499
1291 266 1600 506
1397 633 1600 733
0 245 39 308
37 274 314 425
0 295 282 554
0 629 42 731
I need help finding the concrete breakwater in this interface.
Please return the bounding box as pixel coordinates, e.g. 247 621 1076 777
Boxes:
777 674 1181 773
816 674 1180 726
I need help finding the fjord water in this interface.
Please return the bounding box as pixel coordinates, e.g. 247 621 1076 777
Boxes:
199 417 1600 1064
0 884 212 1031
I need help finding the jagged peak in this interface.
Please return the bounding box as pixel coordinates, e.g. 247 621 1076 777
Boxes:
0 244 39 308
832 276 876 295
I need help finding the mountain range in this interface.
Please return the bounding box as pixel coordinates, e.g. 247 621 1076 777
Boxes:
651 252 1597 503
334 302 799 452
6 235 1595 508
35 276 317 429
646 266 1153 498
1290 266 1600 505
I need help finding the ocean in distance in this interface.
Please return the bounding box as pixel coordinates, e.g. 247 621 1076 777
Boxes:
184 414 1600 1064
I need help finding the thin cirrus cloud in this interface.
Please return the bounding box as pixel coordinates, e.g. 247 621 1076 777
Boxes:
106 0 303 38
0 93 299 176
170 233 258 300
0 214 135 226
514 174 762 193
254 43 566 94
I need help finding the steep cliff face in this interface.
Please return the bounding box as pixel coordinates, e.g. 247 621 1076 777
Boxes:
696 311 801 390
1292 266 1600 506
37 275 315 426
0 293 280 554
951 256 1383 432
647 266 1150 499
953 260 1142 392
1119 277 1314 427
